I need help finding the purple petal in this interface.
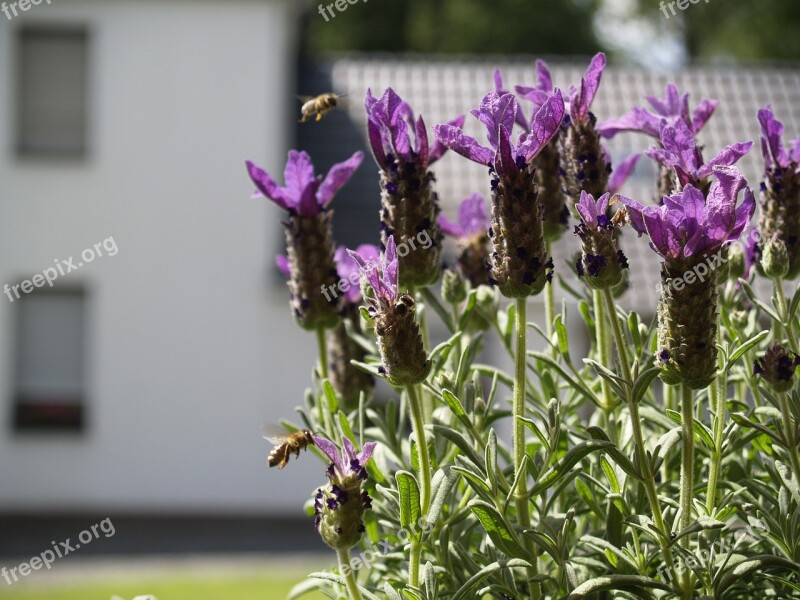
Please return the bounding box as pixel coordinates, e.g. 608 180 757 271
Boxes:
576 191 598 227
493 69 505 94
642 205 676 258
245 160 290 210
473 92 518 150
348 248 382 301
698 141 753 178
382 236 399 301
535 59 553 93
415 115 429 167
571 52 606 122
691 99 718 134
597 108 663 139
609 152 642 194
275 255 290 278
596 192 610 217
438 213 465 238
284 150 316 199
646 83 681 116
757 106 787 170
342 436 357 464
458 193 489 235
494 124 516 179
356 441 377 465
617 195 648 236
313 435 343 470
518 89 565 162
433 124 494 166
789 138 800 164
429 114 465 165
296 177 322 217
318 151 364 207
659 120 699 175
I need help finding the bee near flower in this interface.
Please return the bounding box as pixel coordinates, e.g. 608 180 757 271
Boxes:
312 435 377 550
262 425 316 469
298 92 343 123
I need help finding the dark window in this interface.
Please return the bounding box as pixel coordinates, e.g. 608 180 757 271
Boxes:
12 288 87 432
16 27 89 157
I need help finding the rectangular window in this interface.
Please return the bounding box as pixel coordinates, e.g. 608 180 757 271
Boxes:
16 27 89 157
12 288 87 432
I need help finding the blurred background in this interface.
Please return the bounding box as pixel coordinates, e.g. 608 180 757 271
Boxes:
0 0 798 597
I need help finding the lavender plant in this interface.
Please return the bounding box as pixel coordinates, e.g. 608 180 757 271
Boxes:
249 58 800 600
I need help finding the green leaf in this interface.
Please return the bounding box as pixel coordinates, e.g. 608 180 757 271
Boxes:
627 311 642 353
308 571 382 600
441 389 473 431
567 575 670 599
724 330 769 372
428 466 458 528
583 358 628 400
322 380 339 413
468 500 529 559
555 314 570 359
458 289 478 331
384 582 403 600
600 456 621 494
666 409 716 451
450 559 532 600
775 460 800 504
740 279 781 321
790 285 800 322
530 440 614 496
431 424 484 467
518 416 550 453
730 413 783 444
396 471 422 535
428 331 463 367
716 555 800 597
631 366 661 405
670 516 725 545
530 352 598 405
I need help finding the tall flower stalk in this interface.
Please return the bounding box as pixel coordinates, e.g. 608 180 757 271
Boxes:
435 86 565 600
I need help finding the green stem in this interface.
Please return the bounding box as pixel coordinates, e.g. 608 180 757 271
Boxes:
705 324 725 513
407 383 432 514
317 326 329 379
593 291 615 414
337 547 362 600
545 242 556 342
679 383 695 597
513 298 540 600
775 278 799 352
628 400 678 582
779 391 800 485
415 291 434 422
602 288 632 381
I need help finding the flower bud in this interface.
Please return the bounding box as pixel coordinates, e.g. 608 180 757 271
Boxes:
726 243 746 281
754 343 800 393
375 294 431 386
442 268 467 304
762 237 790 280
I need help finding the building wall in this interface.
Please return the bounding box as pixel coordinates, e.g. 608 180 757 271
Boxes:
0 0 324 514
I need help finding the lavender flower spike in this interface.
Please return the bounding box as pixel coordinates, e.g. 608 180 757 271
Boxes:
598 82 718 139
312 435 377 549
434 90 566 297
245 150 363 331
349 237 430 386
620 166 756 388
755 106 800 279
574 191 629 289
439 193 491 286
366 88 461 287
646 119 752 192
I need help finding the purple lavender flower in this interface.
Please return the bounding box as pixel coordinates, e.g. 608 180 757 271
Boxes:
608 152 642 195
439 194 491 286
621 166 755 260
245 150 363 331
755 106 800 279
598 82 718 139
434 90 565 297
621 166 756 389
334 244 381 305
247 150 363 217
366 88 460 287
561 53 612 202
646 119 752 191
574 191 628 289
312 435 377 549
514 59 554 118
349 236 430 385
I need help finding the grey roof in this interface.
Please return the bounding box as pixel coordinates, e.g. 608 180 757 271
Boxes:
296 55 800 313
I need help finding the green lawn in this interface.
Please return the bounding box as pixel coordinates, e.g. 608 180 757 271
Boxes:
0 574 328 600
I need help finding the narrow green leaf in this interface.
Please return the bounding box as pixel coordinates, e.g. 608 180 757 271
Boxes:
775 460 800 504
730 413 783 444
555 314 570 358
396 471 422 535
567 575 670 599
716 555 800 597
724 330 769 372
323 380 338 413
431 424 484 467
458 289 478 331
600 456 621 494
441 389 473 430
308 571 382 600
518 416 551 453
428 466 458 528
631 366 661 405
468 500 529 559
450 559 532 600
665 409 716 451
670 516 725 545
530 440 614 496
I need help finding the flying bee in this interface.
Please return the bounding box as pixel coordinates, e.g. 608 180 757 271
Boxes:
262 424 316 469
298 93 343 123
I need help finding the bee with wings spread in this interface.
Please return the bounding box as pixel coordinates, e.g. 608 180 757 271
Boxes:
298 93 343 123
262 424 316 469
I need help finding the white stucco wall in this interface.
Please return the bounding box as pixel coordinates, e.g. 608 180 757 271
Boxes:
0 0 325 514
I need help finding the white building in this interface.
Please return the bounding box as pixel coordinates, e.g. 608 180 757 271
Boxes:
0 0 326 518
